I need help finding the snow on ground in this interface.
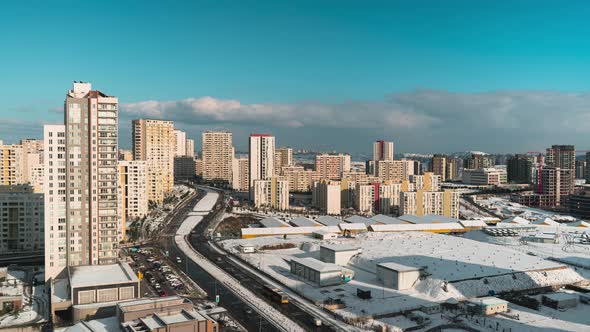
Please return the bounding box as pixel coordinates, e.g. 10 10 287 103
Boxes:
219 232 587 321
0 269 47 328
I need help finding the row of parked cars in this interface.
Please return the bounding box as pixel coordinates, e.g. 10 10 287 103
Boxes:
130 247 185 297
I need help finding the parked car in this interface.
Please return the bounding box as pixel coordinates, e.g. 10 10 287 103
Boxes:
158 290 167 297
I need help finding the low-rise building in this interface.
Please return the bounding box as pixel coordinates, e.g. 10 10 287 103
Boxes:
290 257 354 287
468 297 508 315
462 168 507 185
376 262 421 290
319 244 361 265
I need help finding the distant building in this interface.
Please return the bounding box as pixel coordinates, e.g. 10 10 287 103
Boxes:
118 160 148 236
0 143 24 185
281 166 320 192
185 138 195 157
373 140 394 161
173 156 196 181
568 189 590 219
466 154 494 169
249 134 275 195
315 153 351 180
431 154 447 181
0 184 43 254
133 119 176 203
312 180 342 215
201 131 233 182
253 177 289 210
507 154 532 183
542 167 574 206
462 168 507 185
232 157 249 191
576 160 586 179
355 182 402 215
399 189 459 218
274 147 293 175
586 152 590 183
173 129 186 156
446 158 462 181
546 145 575 170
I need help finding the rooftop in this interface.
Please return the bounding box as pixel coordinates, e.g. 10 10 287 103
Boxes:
377 262 421 272
291 257 342 273
345 215 377 225
371 214 405 225
316 216 342 226
69 262 138 288
290 217 320 227
320 244 360 252
259 216 290 228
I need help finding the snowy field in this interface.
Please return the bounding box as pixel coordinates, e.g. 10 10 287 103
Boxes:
219 232 587 321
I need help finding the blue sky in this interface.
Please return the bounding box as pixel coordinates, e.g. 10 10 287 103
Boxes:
2 1 590 153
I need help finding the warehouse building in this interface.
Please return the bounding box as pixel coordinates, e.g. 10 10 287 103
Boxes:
289 216 321 227
376 262 421 290
467 297 508 315
542 292 578 309
290 257 354 287
316 215 343 226
258 216 290 228
319 244 361 265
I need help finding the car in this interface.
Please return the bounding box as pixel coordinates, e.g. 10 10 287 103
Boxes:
176 257 182 263
158 290 167 297
147 257 156 263
154 284 162 290
165 275 178 281
245 309 253 315
149 278 156 284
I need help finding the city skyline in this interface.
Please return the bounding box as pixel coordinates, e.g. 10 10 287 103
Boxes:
3 2 590 153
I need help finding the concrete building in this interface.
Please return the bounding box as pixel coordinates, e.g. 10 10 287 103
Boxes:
195 158 203 177
373 140 394 161
466 154 494 169
0 143 24 185
355 182 402 215
20 139 44 192
375 160 402 182
173 129 186 156
249 134 275 194
586 152 590 184
399 189 460 218
462 168 507 185
319 244 360 265
541 167 574 206
546 144 575 170
315 153 351 180
274 147 293 175
409 172 441 191
185 138 195 157
312 180 341 215
118 160 148 237
174 156 196 181
118 149 134 161
431 154 447 181
446 158 462 181
576 159 586 179
253 177 289 210
201 131 233 182
44 82 121 282
377 262 421 290
0 184 44 254
133 119 175 203
468 297 509 315
232 157 249 191
281 166 321 192
507 154 532 183
290 257 353 287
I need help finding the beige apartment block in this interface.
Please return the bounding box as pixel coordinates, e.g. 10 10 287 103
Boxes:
400 189 459 218
0 144 24 185
373 140 394 161
312 180 342 215
431 154 447 181
409 172 441 191
202 131 233 182
249 134 275 190
315 153 351 180
185 138 195 157
232 157 249 191
281 165 320 192
133 119 175 203
355 181 402 215
118 160 148 238
274 147 293 175
253 177 289 210
174 129 187 156
0 184 44 254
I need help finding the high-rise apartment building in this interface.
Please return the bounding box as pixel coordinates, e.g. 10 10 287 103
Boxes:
315 153 351 180
174 156 196 181
408 172 441 191
431 154 447 181
400 189 459 218
118 160 148 238
185 138 195 157
546 145 575 170
274 147 293 175
44 82 121 281
232 157 249 191
249 134 275 191
373 140 394 161
466 154 494 169
0 143 24 185
132 119 175 203
446 158 462 181
507 154 532 183
201 131 233 182
576 160 586 179
253 177 289 210
355 182 402 215
0 184 44 254
280 166 320 192
174 130 186 156
541 167 574 206
312 180 342 215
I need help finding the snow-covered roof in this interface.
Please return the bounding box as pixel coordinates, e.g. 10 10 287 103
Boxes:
377 262 421 272
458 220 488 228
316 215 342 226
543 292 578 302
290 257 342 273
345 215 377 225
469 296 508 306
320 244 360 252
259 216 290 228
371 214 406 225
339 223 368 231
69 262 138 288
422 214 460 223
242 226 340 237
369 223 464 233
62 316 121 332
501 216 530 225
289 217 320 227
569 220 590 227
398 214 428 224
531 217 558 226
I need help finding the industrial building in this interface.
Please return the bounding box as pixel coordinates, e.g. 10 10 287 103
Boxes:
289 216 321 227
542 292 579 309
467 297 508 315
316 215 343 226
376 262 421 290
290 257 354 287
319 244 361 265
